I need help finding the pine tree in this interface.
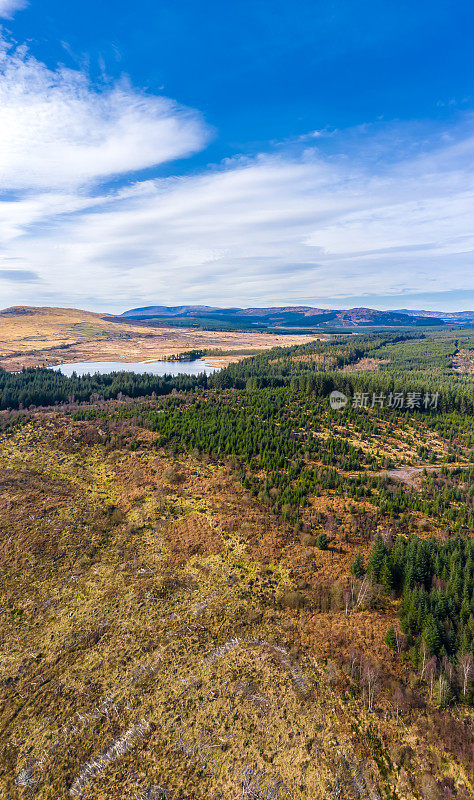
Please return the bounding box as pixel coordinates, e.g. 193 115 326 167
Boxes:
460 596 470 625
422 616 442 655
380 554 395 592
385 624 397 651
367 533 386 583
350 551 365 578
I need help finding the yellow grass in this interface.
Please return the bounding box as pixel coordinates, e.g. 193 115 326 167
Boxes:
0 412 471 799
0 306 318 371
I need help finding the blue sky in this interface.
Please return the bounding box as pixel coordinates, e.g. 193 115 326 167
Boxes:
0 0 473 311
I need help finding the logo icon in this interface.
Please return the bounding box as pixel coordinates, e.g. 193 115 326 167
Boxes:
329 390 348 411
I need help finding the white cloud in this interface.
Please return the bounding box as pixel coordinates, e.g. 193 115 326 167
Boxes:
0 39 473 311
0 0 27 19
0 40 210 189
3 138 474 311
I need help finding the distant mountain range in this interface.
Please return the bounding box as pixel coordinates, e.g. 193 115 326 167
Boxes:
393 309 474 323
120 305 474 329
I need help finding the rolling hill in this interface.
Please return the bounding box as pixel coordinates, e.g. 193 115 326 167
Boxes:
0 306 317 371
121 305 446 328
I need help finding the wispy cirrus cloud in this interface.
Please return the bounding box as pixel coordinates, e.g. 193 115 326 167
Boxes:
3 135 474 311
0 38 473 312
0 39 210 190
0 0 27 19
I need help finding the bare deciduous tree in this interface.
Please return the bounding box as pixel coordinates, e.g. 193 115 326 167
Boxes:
442 656 455 687
425 656 438 701
393 624 407 654
362 659 379 712
381 529 393 550
436 672 451 707
343 587 352 615
420 640 430 680
392 686 406 723
349 649 359 680
325 513 336 534
356 576 370 608
458 653 473 698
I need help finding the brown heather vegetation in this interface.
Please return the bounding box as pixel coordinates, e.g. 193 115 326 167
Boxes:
0 307 317 371
0 408 472 799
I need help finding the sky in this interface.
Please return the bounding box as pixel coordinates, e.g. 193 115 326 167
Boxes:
0 1 474 313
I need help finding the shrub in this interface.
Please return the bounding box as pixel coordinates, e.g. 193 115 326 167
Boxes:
316 532 328 550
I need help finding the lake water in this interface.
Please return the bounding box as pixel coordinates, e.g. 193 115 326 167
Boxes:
52 358 222 377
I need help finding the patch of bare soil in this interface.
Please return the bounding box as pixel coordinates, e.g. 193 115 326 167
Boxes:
452 349 474 373
369 463 471 488
342 357 390 372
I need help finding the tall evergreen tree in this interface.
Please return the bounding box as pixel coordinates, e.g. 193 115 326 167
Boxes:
367 533 386 583
350 551 365 578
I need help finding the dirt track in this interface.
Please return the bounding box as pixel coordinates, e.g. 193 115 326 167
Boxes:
368 463 471 488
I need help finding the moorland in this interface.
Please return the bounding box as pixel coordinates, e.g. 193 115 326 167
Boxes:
0 307 318 372
0 326 473 799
